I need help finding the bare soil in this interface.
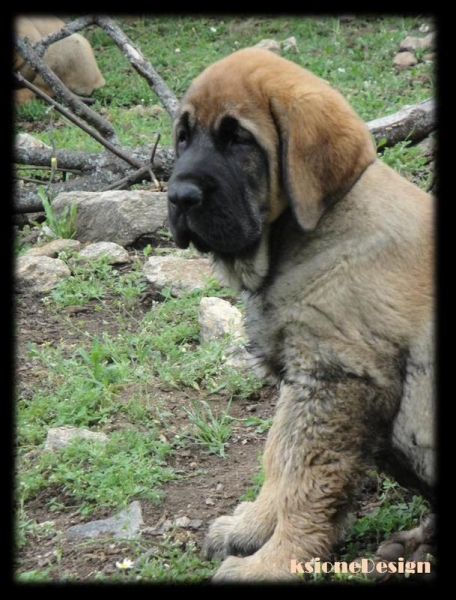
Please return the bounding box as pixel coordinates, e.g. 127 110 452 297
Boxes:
14 252 279 581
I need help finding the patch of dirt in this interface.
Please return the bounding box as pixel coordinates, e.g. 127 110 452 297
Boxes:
14 257 277 581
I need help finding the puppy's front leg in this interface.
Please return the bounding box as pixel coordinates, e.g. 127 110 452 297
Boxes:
203 414 284 560
213 378 385 582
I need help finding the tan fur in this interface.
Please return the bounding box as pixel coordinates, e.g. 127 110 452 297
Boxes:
171 48 435 582
14 16 105 106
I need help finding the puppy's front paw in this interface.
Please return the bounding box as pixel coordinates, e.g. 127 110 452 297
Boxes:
203 515 238 560
213 554 296 583
203 501 270 560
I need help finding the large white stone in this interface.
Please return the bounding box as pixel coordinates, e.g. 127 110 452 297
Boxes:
16 255 71 293
78 241 130 264
144 255 212 296
52 190 169 246
45 426 108 451
198 297 245 344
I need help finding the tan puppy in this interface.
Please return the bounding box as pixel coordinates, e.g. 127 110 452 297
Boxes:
167 48 435 582
14 16 105 105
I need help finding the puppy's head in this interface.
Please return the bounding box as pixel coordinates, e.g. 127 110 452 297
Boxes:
167 48 376 255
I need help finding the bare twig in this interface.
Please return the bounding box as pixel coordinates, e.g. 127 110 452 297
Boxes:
31 16 96 56
102 165 152 191
15 176 48 185
94 15 179 118
151 132 161 164
15 35 118 143
14 73 142 169
102 133 163 191
149 133 162 189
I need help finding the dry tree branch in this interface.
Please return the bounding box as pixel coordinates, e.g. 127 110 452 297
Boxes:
15 147 103 171
101 165 153 191
94 15 179 118
15 34 118 143
16 165 81 174
367 99 435 147
14 72 142 169
102 133 163 191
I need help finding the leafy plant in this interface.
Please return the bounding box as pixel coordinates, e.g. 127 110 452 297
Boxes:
37 185 77 239
243 415 273 434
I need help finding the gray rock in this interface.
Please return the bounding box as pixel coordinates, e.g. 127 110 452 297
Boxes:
224 343 253 370
146 515 204 534
188 519 204 529
282 36 298 53
224 343 271 379
64 501 143 540
254 39 281 53
45 426 108 451
399 32 435 52
423 33 435 48
15 255 71 293
174 516 191 528
198 297 245 344
143 255 212 296
24 238 82 258
16 133 52 151
173 516 204 529
157 519 174 534
37 224 58 242
52 190 169 245
415 136 435 161
78 241 130 264
393 51 418 69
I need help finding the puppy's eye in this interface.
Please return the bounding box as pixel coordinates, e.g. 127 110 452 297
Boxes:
219 117 254 147
177 130 188 146
176 129 189 155
232 127 255 146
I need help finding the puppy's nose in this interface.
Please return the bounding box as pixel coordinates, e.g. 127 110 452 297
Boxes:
167 182 203 212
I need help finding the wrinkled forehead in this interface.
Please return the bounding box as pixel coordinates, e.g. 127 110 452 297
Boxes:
177 76 266 130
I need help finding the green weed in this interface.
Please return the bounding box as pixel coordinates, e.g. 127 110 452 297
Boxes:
18 429 175 515
48 254 147 308
37 186 78 239
183 399 233 457
339 476 429 562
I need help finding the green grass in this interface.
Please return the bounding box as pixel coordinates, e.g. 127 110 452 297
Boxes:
47 253 147 308
16 252 264 521
340 476 429 562
183 399 233 457
18 430 175 515
15 254 263 580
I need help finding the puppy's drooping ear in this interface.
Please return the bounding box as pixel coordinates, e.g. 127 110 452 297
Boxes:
270 80 376 231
